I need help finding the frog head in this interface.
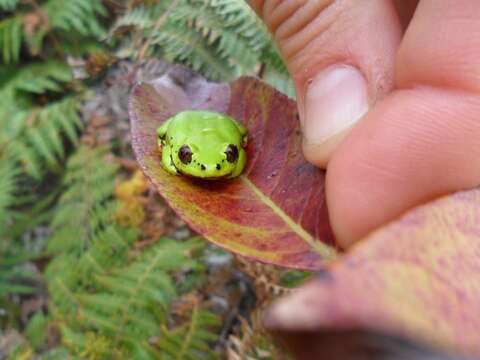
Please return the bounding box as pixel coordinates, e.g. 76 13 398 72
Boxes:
170 140 244 179
157 110 248 179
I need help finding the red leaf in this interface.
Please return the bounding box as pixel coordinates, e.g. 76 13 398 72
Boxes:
265 188 480 357
129 72 339 270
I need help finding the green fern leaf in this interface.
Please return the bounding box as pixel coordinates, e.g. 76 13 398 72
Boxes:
47 146 118 253
43 0 106 38
157 305 221 360
0 0 18 11
154 22 233 80
11 97 83 179
0 16 22 64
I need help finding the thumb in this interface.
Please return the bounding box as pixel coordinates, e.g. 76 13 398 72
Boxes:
251 0 402 167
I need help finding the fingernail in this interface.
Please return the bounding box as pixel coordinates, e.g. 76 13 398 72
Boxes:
263 281 326 331
303 65 369 145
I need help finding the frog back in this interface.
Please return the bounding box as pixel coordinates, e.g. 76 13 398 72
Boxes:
167 111 243 145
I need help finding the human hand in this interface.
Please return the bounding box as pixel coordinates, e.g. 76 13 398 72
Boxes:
251 0 480 248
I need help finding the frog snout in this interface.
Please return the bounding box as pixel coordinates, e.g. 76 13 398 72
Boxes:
195 162 232 178
206 163 228 174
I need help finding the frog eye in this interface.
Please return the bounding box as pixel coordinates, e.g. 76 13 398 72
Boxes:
225 144 239 163
178 145 192 164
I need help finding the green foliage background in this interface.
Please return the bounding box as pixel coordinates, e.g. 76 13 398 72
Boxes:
0 0 295 358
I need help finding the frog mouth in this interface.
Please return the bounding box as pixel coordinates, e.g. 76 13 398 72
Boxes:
169 154 232 179
196 174 233 180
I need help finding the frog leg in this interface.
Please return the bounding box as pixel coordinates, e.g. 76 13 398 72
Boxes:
161 145 179 175
228 148 247 178
234 121 248 147
156 119 171 146
241 134 248 147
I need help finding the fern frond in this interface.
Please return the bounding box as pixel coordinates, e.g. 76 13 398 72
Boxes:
0 0 18 11
14 61 73 94
125 0 294 95
10 96 83 179
76 239 198 336
113 5 154 30
150 0 265 79
44 155 209 356
207 0 270 50
0 61 71 91
43 0 106 38
0 151 19 229
73 224 138 284
0 0 106 64
0 61 73 122
47 146 118 253
153 22 233 80
263 65 296 99
0 270 34 295
47 232 218 358
59 326 124 359
0 16 22 64
157 305 221 360
0 251 34 296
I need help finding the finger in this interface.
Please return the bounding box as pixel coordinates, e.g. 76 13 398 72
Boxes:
397 0 480 92
250 0 402 167
327 0 480 247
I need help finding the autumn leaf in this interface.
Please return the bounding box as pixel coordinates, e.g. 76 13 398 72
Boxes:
129 68 338 270
264 188 480 359
129 67 480 358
